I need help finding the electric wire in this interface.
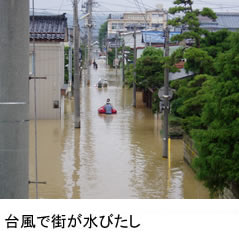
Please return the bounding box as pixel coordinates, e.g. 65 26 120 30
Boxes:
58 0 66 13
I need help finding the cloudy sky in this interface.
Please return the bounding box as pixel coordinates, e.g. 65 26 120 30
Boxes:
30 0 239 15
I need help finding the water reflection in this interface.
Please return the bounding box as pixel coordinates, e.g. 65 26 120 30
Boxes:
29 60 209 199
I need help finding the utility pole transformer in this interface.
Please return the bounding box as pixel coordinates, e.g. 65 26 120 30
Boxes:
162 20 170 158
73 0 81 128
133 26 137 107
0 0 29 198
87 0 93 85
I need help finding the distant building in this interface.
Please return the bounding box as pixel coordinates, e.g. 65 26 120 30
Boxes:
29 14 68 119
120 30 181 59
107 8 167 36
199 12 239 32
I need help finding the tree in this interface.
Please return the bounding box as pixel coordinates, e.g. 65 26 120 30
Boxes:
200 29 232 58
191 32 239 196
135 46 164 89
124 47 165 112
168 0 217 48
184 47 214 74
171 74 212 133
98 21 107 51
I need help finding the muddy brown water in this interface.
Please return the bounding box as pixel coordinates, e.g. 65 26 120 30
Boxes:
29 60 209 198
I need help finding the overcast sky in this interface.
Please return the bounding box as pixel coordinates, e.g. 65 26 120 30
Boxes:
30 0 239 16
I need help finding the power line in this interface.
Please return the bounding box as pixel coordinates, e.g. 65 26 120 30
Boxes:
58 0 66 13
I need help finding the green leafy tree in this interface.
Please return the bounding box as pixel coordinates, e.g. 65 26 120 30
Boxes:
184 47 214 74
135 46 164 89
107 48 114 67
191 32 239 196
98 21 107 51
124 47 165 112
171 74 212 133
124 64 134 87
168 3 239 196
200 29 232 58
168 0 217 48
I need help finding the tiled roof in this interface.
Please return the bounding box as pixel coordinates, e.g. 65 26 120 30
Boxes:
175 61 185 69
30 14 67 41
169 69 194 81
199 12 239 30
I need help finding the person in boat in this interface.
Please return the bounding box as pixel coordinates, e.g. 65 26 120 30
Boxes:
104 98 113 114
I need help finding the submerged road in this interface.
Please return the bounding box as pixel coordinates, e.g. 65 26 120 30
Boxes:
29 59 209 198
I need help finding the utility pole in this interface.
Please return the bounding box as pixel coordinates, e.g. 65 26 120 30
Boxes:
84 35 87 70
73 0 81 128
68 31 73 96
0 0 29 198
115 34 118 76
133 25 137 107
87 0 93 85
122 39 125 83
162 15 170 158
106 41 109 66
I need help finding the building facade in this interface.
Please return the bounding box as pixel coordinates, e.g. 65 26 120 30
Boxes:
107 9 167 36
29 14 67 120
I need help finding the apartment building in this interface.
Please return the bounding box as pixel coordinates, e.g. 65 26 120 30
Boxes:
107 7 167 36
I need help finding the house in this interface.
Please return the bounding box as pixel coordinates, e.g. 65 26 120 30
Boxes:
169 61 194 81
199 12 239 32
29 14 68 119
120 30 181 59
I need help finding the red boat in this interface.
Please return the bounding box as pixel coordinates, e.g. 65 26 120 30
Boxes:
98 106 117 114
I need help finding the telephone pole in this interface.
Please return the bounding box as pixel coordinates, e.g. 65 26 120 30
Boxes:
73 0 81 128
115 34 118 76
162 16 170 158
122 39 125 83
0 0 29 198
87 0 93 85
68 31 73 96
133 25 137 107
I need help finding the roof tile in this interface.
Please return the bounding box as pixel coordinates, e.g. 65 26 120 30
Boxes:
30 14 67 41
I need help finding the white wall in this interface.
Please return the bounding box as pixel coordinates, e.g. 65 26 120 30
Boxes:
122 32 145 49
29 42 64 120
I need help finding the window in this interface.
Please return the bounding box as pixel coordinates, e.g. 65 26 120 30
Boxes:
152 23 163 28
152 14 164 18
112 23 124 30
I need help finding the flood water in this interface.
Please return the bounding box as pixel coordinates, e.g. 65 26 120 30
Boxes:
29 59 209 199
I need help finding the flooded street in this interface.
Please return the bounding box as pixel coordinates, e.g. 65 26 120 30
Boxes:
29 59 209 198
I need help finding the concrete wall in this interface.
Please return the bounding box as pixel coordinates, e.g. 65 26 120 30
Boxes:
29 42 64 120
0 0 29 198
